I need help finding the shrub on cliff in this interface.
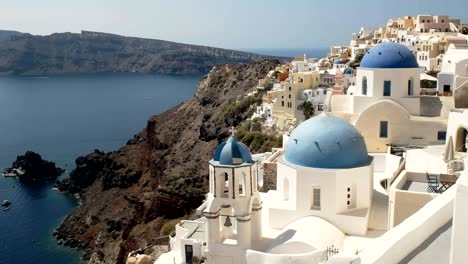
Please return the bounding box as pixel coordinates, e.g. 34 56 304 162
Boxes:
235 120 282 153
216 94 263 126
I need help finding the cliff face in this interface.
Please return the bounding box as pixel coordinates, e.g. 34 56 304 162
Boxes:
0 30 271 76
0 30 23 42
55 59 279 263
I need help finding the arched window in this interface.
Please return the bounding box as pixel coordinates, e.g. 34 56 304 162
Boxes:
216 172 230 198
223 172 229 198
408 78 414 96
239 172 246 196
362 76 368 95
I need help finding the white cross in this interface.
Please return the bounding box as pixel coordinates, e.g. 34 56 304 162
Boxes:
229 126 236 137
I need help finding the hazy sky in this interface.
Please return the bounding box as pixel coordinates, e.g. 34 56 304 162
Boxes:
1 0 468 49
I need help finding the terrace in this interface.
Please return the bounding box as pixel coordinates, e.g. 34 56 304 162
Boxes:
389 170 459 227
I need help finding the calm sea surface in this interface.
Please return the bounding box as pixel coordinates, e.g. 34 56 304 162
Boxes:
0 73 200 264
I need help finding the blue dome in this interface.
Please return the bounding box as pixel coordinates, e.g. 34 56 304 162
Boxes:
284 115 370 169
343 68 353 75
213 136 253 165
360 42 418 69
334 59 343 64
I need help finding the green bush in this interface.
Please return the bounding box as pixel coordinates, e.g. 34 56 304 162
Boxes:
421 79 437 88
216 94 263 125
160 221 177 236
235 123 282 153
160 212 196 237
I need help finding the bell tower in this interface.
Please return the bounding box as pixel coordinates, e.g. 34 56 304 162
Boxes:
204 133 262 250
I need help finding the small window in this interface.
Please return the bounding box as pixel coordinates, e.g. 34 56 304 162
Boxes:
312 187 321 209
383 81 391 96
408 79 413 95
281 101 284 107
362 77 368 95
438 131 447 141
288 94 291 99
443 85 451 93
289 86 292 91
185 245 193 264
380 121 388 138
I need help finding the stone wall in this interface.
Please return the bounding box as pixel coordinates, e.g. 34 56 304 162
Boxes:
420 96 443 117
261 162 277 192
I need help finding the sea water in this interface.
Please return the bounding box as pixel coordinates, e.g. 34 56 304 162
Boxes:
0 73 200 264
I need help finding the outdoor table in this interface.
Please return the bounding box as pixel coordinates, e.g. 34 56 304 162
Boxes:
438 174 458 192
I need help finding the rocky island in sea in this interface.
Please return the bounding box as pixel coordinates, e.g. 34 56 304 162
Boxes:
3 151 65 182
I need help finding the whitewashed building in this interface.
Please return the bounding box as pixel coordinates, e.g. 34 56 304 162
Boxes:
330 42 448 152
437 43 468 95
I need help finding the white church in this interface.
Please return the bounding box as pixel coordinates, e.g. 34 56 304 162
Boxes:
154 42 468 264
331 42 448 153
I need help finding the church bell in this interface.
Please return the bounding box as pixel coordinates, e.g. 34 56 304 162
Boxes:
224 216 233 227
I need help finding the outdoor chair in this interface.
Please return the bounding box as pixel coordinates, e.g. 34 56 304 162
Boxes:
426 172 439 193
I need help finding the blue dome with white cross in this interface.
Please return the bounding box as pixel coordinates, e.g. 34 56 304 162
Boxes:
284 115 371 169
213 136 253 166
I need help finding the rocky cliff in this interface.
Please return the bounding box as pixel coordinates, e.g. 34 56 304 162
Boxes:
0 30 272 76
54 59 280 263
0 30 23 42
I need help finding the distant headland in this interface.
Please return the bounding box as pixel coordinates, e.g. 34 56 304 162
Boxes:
0 30 278 76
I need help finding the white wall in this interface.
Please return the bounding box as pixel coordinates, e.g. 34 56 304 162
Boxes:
388 171 439 227
385 153 403 179
446 110 468 153
438 73 455 93
359 184 455 263
246 249 324 264
330 94 421 116
450 173 468 263
353 99 446 152
269 157 373 235
356 68 421 99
